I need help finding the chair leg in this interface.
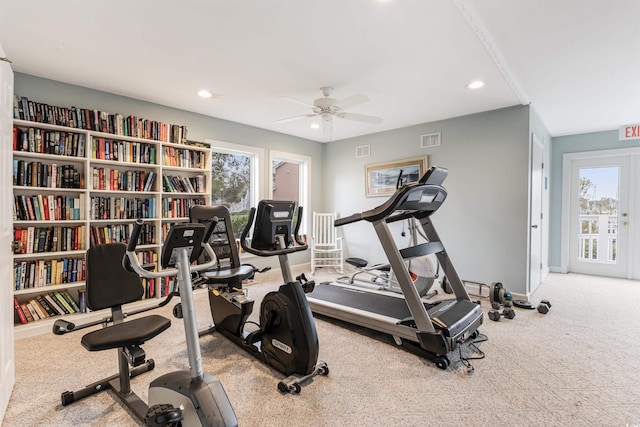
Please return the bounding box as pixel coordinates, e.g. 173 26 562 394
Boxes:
61 350 154 406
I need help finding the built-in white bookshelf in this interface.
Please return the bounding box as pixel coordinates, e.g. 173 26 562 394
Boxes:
12 117 211 338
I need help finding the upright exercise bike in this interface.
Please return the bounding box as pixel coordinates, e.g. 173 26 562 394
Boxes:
54 220 237 426
191 201 328 393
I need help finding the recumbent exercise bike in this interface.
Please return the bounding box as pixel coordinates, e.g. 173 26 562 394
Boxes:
190 200 328 394
53 220 237 426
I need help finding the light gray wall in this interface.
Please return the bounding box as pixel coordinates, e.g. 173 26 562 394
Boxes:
16 73 538 294
549 130 640 269
324 105 532 295
14 73 324 268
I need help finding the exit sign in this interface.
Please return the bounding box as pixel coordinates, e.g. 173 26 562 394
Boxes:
619 123 640 140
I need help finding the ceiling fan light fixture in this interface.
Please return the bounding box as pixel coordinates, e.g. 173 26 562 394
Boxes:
310 122 320 129
197 89 213 98
467 80 485 89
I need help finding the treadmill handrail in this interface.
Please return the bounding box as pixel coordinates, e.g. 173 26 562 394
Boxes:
334 213 362 227
334 166 449 227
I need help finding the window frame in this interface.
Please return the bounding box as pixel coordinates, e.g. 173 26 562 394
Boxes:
268 150 311 235
205 140 266 244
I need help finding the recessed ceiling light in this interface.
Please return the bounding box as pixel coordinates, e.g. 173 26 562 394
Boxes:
197 89 213 98
467 81 485 89
310 123 320 129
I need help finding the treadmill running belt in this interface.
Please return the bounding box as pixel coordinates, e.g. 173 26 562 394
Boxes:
310 282 432 320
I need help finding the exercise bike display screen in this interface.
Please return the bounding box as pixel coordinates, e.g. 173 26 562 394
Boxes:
252 200 295 250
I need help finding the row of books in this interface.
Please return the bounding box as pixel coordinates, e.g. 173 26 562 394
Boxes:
13 161 82 189
14 95 188 143
89 196 155 220
162 174 206 193
162 197 206 219
89 223 156 246
13 226 83 254
14 291 83 325
14 194 84 222
136 250 158 300
92 167 156 192
13 126 87 158
92 137 157 164
13 257 85 290
159 277 178 298
163 146 206 168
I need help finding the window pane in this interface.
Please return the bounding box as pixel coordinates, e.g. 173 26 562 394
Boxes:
272 160 300 203
211 152 252 237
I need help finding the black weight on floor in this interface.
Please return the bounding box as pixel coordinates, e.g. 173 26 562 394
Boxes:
537 299 551 314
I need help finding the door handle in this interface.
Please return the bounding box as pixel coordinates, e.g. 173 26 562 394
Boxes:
531 225 538 228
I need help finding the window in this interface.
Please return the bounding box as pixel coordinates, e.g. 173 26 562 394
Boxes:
269 150 311 236
206 140 264 238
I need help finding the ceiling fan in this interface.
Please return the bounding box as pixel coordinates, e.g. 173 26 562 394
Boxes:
274 87 383 132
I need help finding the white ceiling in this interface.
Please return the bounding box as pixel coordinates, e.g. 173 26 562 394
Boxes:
1 0 639 143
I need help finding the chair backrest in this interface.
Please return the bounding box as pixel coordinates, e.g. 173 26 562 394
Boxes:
313 212 338 247
85 243 144 311
190 204 242 268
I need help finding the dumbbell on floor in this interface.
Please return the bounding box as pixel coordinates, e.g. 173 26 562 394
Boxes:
537 299 551 314
491 300 513 310
513 299 552 315
488 306 516 321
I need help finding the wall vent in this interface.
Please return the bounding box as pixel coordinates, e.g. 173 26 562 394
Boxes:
355 144 371 158
421 132 441 148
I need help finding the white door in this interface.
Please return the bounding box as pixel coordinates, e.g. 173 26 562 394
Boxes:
0 49 15 423
529 135 544 293
568 155 630 278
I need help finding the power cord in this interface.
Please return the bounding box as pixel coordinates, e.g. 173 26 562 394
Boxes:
458 332 488 373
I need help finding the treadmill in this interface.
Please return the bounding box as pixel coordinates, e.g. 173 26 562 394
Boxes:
306 166 483 369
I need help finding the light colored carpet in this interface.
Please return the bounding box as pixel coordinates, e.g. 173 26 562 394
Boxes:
3 268 640 426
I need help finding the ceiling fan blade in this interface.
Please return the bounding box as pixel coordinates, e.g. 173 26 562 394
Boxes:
278 96 315 109
273 114 316 124
339 112 383 125
333 94 369 110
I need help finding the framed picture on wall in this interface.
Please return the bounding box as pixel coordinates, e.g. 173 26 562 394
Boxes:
365 156 428 197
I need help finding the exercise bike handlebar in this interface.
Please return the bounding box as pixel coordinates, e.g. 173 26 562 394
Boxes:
52 290 181 335
125 218 219 279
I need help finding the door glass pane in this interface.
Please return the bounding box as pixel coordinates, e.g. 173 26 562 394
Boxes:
577 166 619 263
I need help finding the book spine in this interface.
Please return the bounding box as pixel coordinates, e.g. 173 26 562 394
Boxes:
20 303 34 322
25 302 40 321
54 292 75 313
44 293 65 316
61 290 81 312
14 298 28 325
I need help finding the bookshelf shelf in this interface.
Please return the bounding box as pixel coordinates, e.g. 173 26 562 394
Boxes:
12 111 211 337
14 186 84 193
14 281 86 296
13 249 86 258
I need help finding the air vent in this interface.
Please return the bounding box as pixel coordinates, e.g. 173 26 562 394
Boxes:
355 145 371 158
421 132 441 148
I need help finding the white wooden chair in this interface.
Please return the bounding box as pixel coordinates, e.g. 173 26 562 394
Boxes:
311 212 343 274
